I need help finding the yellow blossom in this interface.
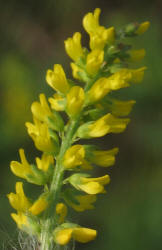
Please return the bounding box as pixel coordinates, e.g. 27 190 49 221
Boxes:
78 175 110 194
54 225 97 245
29 196 48 215
107 99 136 117
136 21 150 35
68 194 96 212
7 182 31 212
68 173 110 194
128 49 146 62
83 8 115 50
77 113 130 138
46 64 70 94
131 67 146 83
70 63 82 80
35 153 54 172
64 32 84 61
48 93 65 111
66 86 85 117
88 147 119 167
56 203 68 223
10 149 32 179
86 49 104 75
63 145 85 169
25 118 58 153
11 212 28 229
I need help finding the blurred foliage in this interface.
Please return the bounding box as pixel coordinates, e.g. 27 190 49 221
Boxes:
0 0 162 249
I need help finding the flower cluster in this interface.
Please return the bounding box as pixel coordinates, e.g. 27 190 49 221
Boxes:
8 8 149 249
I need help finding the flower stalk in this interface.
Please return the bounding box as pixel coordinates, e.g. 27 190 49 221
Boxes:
7 8 149 250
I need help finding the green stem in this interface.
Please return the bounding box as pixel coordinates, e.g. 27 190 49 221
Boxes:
40 118 80 250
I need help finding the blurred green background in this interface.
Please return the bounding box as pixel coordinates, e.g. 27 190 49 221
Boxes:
0 0 162 249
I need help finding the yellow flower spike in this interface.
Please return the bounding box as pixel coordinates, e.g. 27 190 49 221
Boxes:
7 182 31 212
70 63 82 80
56 203 68 223
90 147 119 167
11 212 28 229
128 49 146 62
46 64 70 94
31 94 52 123
83 8 101 34
29 196 48 215
63 145 85 169
10 149 32 179
64 32 84 62
54 226 97 245
108 99 136 117
48 93 65 111
86 49 104 75
136 21 150 35
66 86 85 118
26 118 58 153
68 194 97 212
78 175 110 194
35 153 54 172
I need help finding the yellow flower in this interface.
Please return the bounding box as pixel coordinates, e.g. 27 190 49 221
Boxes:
68 173 110 194
136 21 150 35
63 145 85 169
128 49 145 62
66 86 85 117
26 118 58 153
131 67 146 83
11 212 28 229
35 153 54 172
48 93 65 111
70 63 82 80
46 64 70 94
10 149 32 179
7 182 31 212
107 99 136 117
89 26 115 50
67 194 96 212
83 8 115 50
77 113 130 138
56 203 68 223
64 32 84 61
29 196 48 215
86 49 104 75
54 225 97 245
88 147 119 167
78 175 110 194
86 77 111 103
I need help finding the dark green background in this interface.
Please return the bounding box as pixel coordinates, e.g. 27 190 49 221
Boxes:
0 0 162 249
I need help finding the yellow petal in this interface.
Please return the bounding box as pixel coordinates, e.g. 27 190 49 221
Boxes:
63 145 85 169
136 21 150 35
29 196 48 215
72 227 97 243
79 182 105 194
56 203 68 223
55 228 73 245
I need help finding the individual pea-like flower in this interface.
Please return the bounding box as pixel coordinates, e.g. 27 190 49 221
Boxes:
66 86 85 117
68 173 110 194
46 64 70 94
86 49 104 76
136 21 150 35
83 8 115 50
56 203 68 223
29 195 49 215
53 223 97 245
63 145 85 169
48 93 66 111
25 118 59 153
77 113 130 139
64 32 84 62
